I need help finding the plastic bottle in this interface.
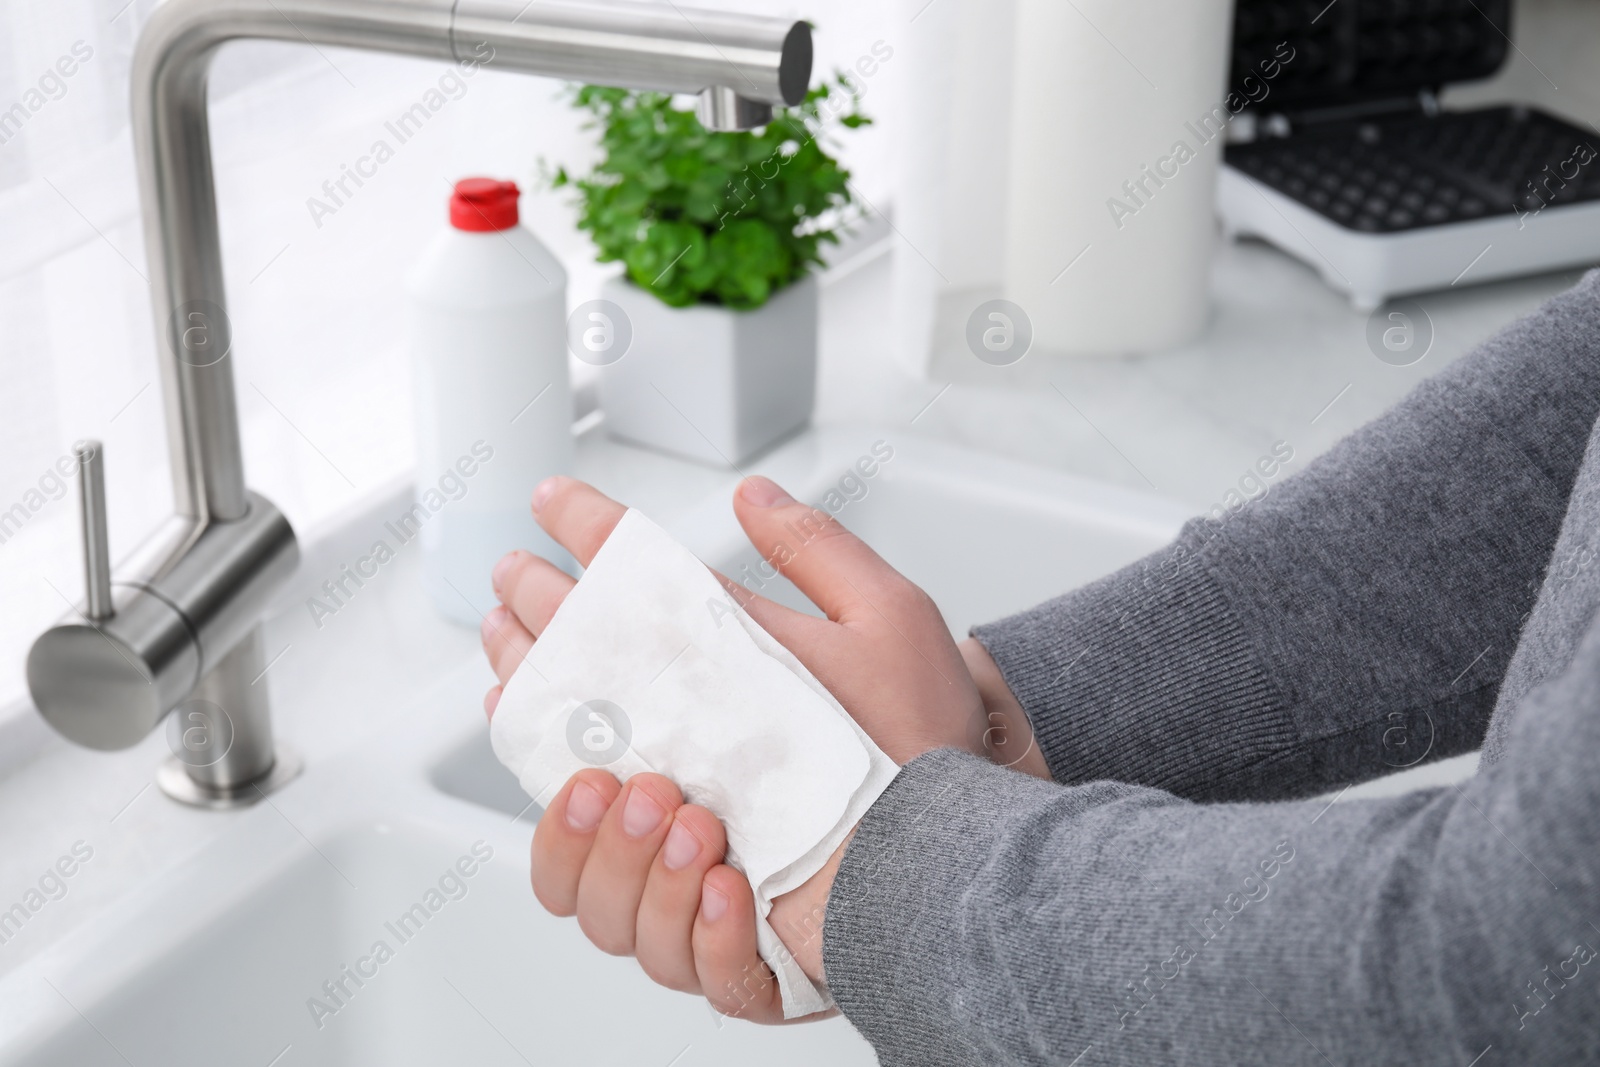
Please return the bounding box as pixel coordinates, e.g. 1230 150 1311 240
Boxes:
406 177 575 626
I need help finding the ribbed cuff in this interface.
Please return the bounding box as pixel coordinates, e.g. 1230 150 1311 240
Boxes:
971 535 1293 800
822 749 1055 1066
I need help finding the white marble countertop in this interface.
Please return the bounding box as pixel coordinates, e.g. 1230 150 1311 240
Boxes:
0 234 1584 981
823 238 1583 513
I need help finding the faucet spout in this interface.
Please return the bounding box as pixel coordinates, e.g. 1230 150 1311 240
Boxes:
27 0 811 808
135 0 810 523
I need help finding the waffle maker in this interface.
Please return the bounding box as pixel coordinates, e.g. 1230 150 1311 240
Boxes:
1217 0 1600 308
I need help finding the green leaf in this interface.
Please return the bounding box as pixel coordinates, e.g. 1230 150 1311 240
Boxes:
550 73 868 309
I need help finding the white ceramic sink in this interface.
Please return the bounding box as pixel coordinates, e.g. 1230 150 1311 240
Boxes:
0 426 1190 1066
0 752 883 1066
672 426 1192 638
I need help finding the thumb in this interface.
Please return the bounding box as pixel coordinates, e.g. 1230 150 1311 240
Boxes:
731 476 906 623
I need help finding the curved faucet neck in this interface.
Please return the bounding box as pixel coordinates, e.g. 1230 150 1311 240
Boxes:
130 0 808 522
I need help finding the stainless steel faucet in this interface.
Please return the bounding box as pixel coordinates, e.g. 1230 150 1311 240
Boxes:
26 0 811 809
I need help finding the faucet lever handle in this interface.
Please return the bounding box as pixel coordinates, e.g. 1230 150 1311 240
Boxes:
75 439 114 621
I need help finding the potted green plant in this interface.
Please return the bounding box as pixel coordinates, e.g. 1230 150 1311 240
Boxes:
553 79 869 465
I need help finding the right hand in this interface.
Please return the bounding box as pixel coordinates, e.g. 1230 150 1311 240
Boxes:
517 765 822 1023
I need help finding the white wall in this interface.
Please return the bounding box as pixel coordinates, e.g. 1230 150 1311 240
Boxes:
0 0 900 712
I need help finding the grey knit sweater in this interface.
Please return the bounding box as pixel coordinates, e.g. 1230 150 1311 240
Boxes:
822 270 1600 1066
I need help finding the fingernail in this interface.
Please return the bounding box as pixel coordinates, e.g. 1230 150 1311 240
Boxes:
565 781 607 832
662 820 700 870
483 686 502 720
531 477 560 514
492 552 518 592
700 882 729 922
622 787 665 837
739 475 793 508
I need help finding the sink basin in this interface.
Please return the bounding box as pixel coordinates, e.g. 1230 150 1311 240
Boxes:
0 427 1190 1066
0 757 877 1066
673 426 1191 637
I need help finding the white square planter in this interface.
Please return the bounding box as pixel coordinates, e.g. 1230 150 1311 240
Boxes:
596 274 818 467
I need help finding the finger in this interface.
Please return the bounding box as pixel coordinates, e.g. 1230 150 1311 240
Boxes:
483 685 502 721
480 605 535 685
693 865 784 1024
531 770 622 917
492 549 576 637
731 476 908 624
531 477 629 568
635 806 728 993
575 773 683 956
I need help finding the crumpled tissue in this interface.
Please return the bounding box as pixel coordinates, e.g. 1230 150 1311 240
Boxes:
490 508 899 1017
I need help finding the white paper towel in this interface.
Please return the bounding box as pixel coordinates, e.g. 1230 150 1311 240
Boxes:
891 0 1232 369
1000 0 1233 354
490 509 900 1017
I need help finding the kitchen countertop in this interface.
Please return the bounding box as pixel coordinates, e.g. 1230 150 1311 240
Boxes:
823 236 1585 512
0 235 1585 981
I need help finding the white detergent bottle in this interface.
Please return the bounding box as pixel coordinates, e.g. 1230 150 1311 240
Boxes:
406 177 576 626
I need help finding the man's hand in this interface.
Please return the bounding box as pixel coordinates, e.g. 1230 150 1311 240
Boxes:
478 474 1015 1017
518 766 816 1022
482 474 989 767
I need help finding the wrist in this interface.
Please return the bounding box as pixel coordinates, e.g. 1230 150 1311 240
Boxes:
959 637 1052 779
767 829 853 986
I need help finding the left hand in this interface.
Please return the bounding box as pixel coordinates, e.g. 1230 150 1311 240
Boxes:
479 474 988 1014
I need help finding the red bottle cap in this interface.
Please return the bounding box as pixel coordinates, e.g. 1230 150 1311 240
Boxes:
450 177 520 232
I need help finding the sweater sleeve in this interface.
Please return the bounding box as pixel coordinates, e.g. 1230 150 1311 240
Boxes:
973 269 1600 801
823 616 1600 1066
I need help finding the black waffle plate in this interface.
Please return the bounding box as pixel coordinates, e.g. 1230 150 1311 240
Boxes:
1225 106 1600 233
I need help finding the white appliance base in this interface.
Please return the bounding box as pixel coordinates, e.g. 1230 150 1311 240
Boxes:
1217 164 1600 309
